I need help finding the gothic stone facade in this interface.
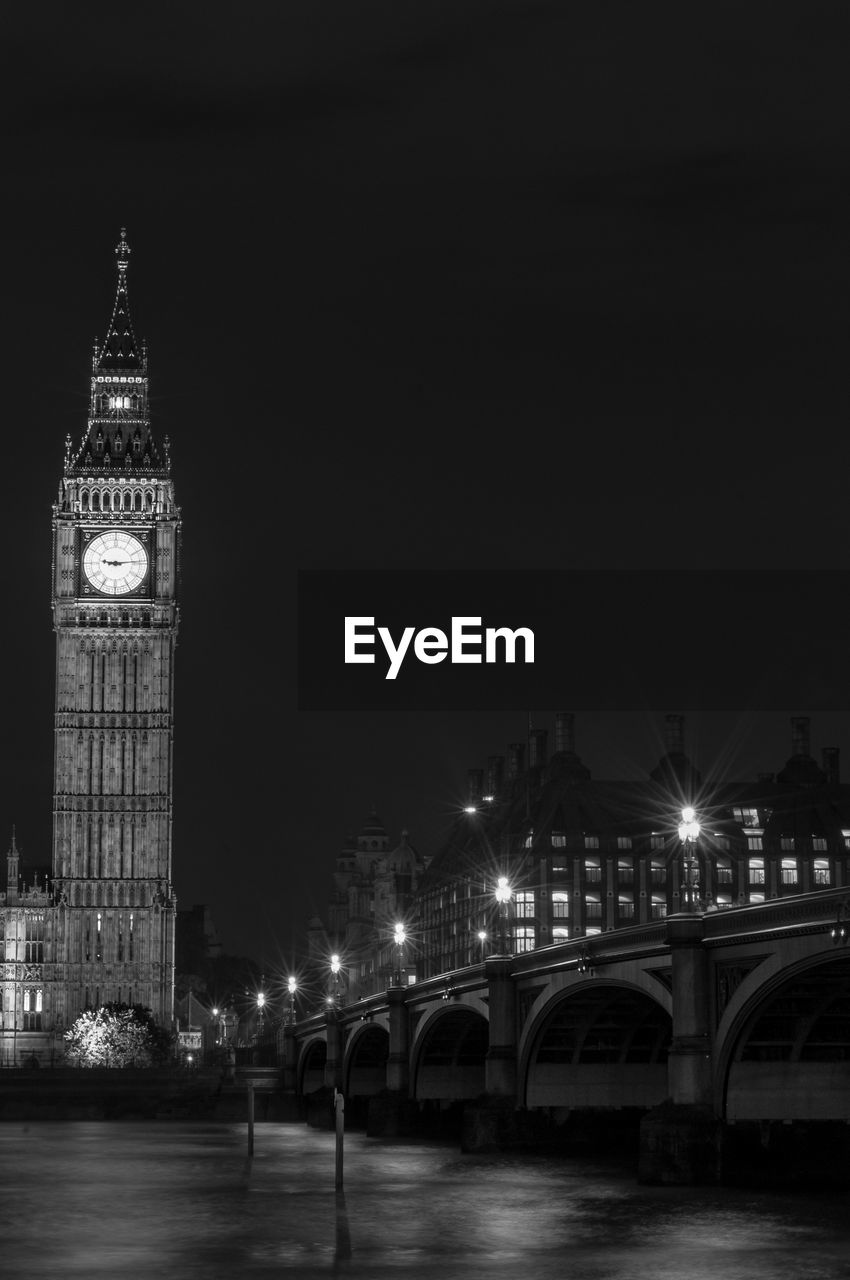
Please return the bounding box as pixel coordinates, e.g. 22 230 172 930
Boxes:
0 231 179 1064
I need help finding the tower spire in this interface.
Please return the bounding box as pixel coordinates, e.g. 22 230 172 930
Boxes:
67 230 165 475
94 227 143 371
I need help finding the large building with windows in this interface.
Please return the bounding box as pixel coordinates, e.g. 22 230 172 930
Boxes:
0 231 179 1065
307 810 428 1004
416 712 850 978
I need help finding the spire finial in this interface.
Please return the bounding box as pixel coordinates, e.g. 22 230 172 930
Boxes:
116 227 131 274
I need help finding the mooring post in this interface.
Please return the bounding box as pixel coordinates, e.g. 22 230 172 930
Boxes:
247 1080 255 1157
334 1088 344 1190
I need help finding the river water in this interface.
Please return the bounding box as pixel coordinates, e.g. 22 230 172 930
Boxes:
1 1123 849 1279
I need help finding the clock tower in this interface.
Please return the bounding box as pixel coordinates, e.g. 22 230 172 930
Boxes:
50 230 179 1030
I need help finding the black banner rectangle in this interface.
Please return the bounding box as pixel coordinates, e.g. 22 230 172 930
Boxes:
297 569 850 712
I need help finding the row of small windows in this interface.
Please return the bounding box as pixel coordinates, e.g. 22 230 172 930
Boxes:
76 612 152 627
0 988 45 1033
0 916 45 962
80 488 153 512
532 832 847 852
96 393 142 413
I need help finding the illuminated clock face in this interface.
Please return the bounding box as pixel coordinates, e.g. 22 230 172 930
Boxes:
83 530 148 595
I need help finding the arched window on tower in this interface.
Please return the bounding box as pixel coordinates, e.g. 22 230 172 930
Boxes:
92 492 100 512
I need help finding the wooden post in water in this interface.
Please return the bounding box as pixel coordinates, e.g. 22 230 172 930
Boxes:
247 1081 255 1157
334 1089 344 1190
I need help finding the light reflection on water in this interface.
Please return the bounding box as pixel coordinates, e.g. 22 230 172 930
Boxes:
0 1123 848 1279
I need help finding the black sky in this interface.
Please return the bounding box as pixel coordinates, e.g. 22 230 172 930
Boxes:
3 2 850 971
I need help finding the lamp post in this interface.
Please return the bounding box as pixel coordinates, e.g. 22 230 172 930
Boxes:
495 876 513 955
393 923 406 987
329 954 341 1007
256 983 266 1040
287 976 297 1024
678 805 701 912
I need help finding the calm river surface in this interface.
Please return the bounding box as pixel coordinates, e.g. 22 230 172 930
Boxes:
1 1122 849 1279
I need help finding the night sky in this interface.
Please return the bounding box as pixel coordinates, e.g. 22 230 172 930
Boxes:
4 3 850 974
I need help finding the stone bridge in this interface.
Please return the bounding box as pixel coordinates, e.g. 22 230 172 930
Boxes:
281 890 850 1182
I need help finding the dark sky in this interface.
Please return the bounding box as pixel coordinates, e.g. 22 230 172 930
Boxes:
3 3 850 972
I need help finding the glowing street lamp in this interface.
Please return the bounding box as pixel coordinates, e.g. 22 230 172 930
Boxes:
477 929 487 961
495 876 513 955
393 923 406 987
329 954 341 1007
256 986 266 1038
287 976 297 1024
678 806 701 912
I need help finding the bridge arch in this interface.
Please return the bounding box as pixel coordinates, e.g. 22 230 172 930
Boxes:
520 978 672 1112
343 1021 390 1100
411 1001 489 1101
717 949 850 1122
298 1035 327 1096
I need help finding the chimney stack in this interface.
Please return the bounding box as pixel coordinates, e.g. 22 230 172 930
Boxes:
822 747 840 785
487 755 504 797
506 742 525 780
554 711 575 754
528 728 548 769
665 714 685 755
791 716 810 757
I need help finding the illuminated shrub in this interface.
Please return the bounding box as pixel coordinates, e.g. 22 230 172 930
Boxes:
64 1002 174 1068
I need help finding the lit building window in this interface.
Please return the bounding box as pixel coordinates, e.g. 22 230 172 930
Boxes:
650 862 667 887
23 988 43 1030
734 807 760 827
616 836 632 850
618 897 634 919
551 892 569 919
813 859 831 886
524 829 534 849
551 834 566 847
780 858 798 886
747 835 763 851
24 915 44 963
552 926 570 942
748 858 765 885
780 837 796 852
515 891 535 919
650 835 665 850
617 860 633 883
813 837 827 852
584 859 601 884
584 835 599 849
650 897 667 920
713 835 730 851
749 892 765 904
585 897 602 921
716 862 733 885
513 926 535 954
